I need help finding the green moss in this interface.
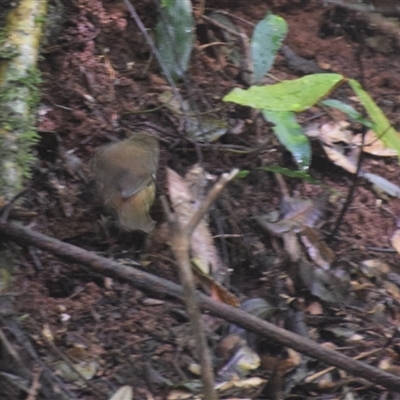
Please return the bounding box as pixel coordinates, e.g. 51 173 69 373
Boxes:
34 14 46 26
0 66 41 193
0 30 19 60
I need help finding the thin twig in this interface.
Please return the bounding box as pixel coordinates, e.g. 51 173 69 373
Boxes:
161 196 217 400
25 367 43 400
329 128 366 240
122 0 182 105
305 348 382 383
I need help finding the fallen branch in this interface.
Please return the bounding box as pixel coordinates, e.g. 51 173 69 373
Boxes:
1 221 400 392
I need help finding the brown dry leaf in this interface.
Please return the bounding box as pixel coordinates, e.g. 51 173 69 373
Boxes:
54 359 98 383
231 377 266 388
66 345 90 362
307 301 323 315
194 268 239 307
167 167 238 306
299 259 350 305
390 228 400 254
287 348 302 368
260 354 297 375
216 377 266 392
300 227 335 270
322 139 400 199
379 358 400 377
167 390 196 400
108 386 133 400
322 144 357 174
305 121 352 145
257 194 328 263
256 193 327 236
42 323 54 342
360 259 391 277
167 166 224 281
353 130 398 157
322 326 364 342
383 280 400 302
283 230 302 262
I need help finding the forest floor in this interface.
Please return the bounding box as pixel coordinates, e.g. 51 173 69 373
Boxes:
3 0 400 399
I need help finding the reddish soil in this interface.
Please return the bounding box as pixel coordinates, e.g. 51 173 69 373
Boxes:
3 0 400 399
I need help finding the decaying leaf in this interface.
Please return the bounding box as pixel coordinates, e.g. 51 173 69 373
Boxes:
260 348 301 375
359 259 391 278
321 326 364 343
391 227 400 255
159 92 228 142
215 376 266 392
353 130 398 157
167 166 221 276
54 360 98 385
363 172 400 198
300 227 335 270
312 126 400 198
257 192 332 265
194 268 239 307
167 389 199 400
305 121 352 145
167 166 237 305
215 334 261 381
256 192 327 235
321 144 358 174
207 12 243 69
108 386 133 400
299 259 350 305
213 330 264 393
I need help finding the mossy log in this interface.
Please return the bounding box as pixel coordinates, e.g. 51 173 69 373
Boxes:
0 0 47 201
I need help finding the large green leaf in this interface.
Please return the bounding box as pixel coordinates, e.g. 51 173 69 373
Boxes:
251 14 287 84
348 79 400 160
155 0 194 81
223 73 344 112
262 110 311 170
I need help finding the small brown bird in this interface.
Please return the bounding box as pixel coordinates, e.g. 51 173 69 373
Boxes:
92 134 160 233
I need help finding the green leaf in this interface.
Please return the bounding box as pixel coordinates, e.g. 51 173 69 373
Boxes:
262 110 311 170
208 12 242 68
321 99 373 128
223 73 344 112
155 0 194 81
349 79 400 160
251 14 287 83
235 170 250 179
257 166 318 183
236 166 318 182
